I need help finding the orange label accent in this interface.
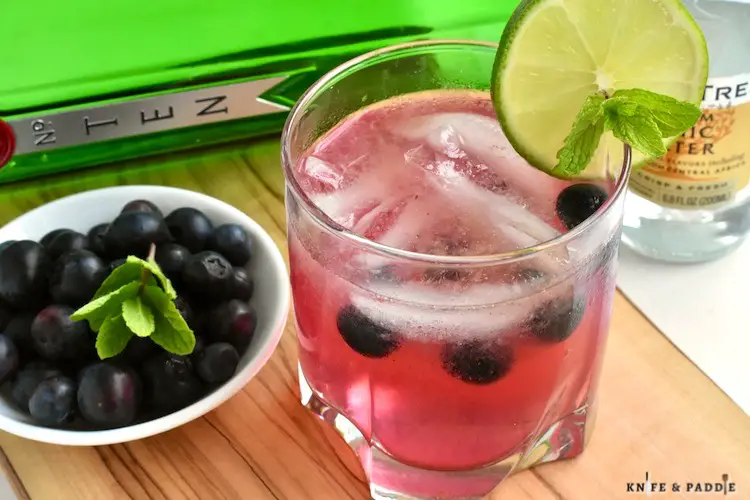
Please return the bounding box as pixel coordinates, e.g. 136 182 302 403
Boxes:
630 74 750 209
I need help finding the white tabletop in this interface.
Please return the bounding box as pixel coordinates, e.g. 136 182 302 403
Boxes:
617 238 750 415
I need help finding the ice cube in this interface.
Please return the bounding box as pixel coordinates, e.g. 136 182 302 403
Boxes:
366 281 534 307
394 113 567 205
350 288 540 341
496 223 569 275
482 189 560 242
421 158 560 243
310 185 378 228
309 152 413 228
299 156 345 190
348 253 392 274
415 157 567 268
393 113 520 171
352 196 406 236
345 196 441 272
375 196 439 250
565 202 620 264
394 113 473 160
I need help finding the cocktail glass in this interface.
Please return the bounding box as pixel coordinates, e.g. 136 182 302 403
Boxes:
281 40 632 499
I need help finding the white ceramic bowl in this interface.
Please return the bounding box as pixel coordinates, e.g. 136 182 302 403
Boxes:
0 185 290 446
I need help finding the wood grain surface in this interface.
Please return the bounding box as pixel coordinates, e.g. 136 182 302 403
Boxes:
0 138 748 500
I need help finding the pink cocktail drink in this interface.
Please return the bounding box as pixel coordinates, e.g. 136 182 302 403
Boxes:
282 42 630 500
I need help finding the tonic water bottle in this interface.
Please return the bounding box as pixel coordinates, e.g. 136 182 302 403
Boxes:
622 0 750 263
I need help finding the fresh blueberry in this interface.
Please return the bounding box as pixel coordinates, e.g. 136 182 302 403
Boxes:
190 334 206 363
141 353 202 414
87 223 110 258
105 258 127 277
195 343 239 384
336 304 399 358
45 230 89 261
192 309 209 338
441 341 514 385
526 293 586 343
117 336 157 365
96 257 127 287
230 267 254 302
206 300 257 352
0 334 19 383
11 362 62 411
165 208 214 253
155 243 190 284
3 313 36 360
207 224 253 267
0 240 16 256
31 305 94 361
0 306 11 331
174 296 195 329
104 211 172 259
78 362 142 427
556 184 609 230
0 240 51 309
49 250 105 307
121 199 162 217
28 376 76 426
182 251 233 303
40 229 70 248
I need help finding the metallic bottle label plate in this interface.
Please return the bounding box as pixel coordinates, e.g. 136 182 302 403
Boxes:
9 77 290 155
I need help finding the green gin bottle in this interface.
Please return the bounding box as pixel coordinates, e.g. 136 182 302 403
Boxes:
0 0 516 183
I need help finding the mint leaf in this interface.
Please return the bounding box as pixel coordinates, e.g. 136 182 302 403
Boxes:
553 93 606 177
94 261 143 299
142 285 195 355
71 288 123 320
71 282 140 331
150 315 195 356
96 314 133 359
611 89 702 137
603 97 667 158
127 256 177 300
122 296 155 337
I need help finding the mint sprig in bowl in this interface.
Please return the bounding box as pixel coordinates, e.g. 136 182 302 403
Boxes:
72 249 196 360
0 186 289 446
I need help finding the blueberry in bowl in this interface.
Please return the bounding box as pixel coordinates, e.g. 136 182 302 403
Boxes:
0 186 289 446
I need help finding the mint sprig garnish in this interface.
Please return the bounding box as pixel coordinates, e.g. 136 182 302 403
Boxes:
554 93 607 178
71 244 195 359
611 89 704 137
553 88 702 176
603 96 667 158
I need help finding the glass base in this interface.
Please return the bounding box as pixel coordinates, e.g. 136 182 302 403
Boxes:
298 365 596 499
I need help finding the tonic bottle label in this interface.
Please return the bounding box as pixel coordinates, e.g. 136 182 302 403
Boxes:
629 73 750 209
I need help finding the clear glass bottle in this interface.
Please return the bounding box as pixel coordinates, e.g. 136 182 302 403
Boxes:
621 0 750 263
